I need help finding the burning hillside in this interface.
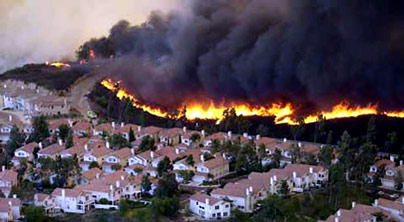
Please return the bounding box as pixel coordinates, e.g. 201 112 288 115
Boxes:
75 0 404 124
101 79 404 125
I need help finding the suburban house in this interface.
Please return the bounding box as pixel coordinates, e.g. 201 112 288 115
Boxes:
51 188 94 214
72 121 92 136
80 145 112 172
194 154 229 183
102 148 132 173
116 124 139 141
34 193 54 214
189 193 231 220
159 128 183 145
374 196 404 221
203 132 228 147
0 167 18 197
368 156 404 189
135 126 162 140
60 143 89 160
0 197 21 221
33 97 69 116
37 140 65 159
93 123 116 137
129 150 161 167
12 142 38 166
79 168 103 185
321 202 389 222
181 130 202 147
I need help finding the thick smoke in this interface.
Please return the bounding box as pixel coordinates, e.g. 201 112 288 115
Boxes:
84 0 404 112
0 0 183 73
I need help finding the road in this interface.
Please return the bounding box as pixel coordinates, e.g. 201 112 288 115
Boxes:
68 71 107 120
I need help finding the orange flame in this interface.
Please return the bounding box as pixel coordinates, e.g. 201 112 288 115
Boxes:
101 79 404 125
49 62 71 68
303 102 378 124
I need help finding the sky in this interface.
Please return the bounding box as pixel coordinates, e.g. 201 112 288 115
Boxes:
0 0 183 73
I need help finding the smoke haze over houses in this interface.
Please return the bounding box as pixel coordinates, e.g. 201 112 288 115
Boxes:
0 0 183 73
80 0 404 113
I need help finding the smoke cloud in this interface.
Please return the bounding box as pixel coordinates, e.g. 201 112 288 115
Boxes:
77 0 404 112
0 0 183 73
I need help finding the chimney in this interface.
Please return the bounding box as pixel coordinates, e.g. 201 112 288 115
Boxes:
222 153 226 159
298 142 302 148
201 130 205 138
227 131 232 139
249 186 253 193
402 197 404 205
58 139 63 146
270 177 274 185
200 154 205 162
183 127 187 133
256 134 260 140
246 188 250 196
61 189 66 199
39 142 43 149
2 166 5 171
131 148 135 155
8 115 12 122
138 126 142 132
283 138 287 143
96 173 100 179
309 167 313 174
243 133 248 138
12 194 16 199
68 119 73 127
84 144 88 152
335 217 339 222
150 151 154 159
109 185 113 192
293 171 297 179
116 180 120 188
3 84 6 88
400 160 403 166
351 201 356 209
121 175 125 181
8 201 11 208
205 198 209 206
106 141 110 149
175 148 179 155
273 175 277 182
336 210 341 217
374 199 378 206
112 122 115 129
390 155 395 162
121 122 124 128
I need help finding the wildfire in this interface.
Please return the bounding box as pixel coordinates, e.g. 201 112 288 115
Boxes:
48 62 71 68
100 79 404 125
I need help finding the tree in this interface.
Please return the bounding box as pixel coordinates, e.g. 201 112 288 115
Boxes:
278 180 289 198
65 130 73 148
5 125 25 163
318 146 333 167
151 197 180 218
290 117 305 140
186 155 194 166
58 124 71 141
139 136 156 151
28 116 50 142
24 206 44 222
395 170 404 190
257 124 269 137
157 156 172 177
109 133 130 149
370 165 385 190
190 133 201 143
313 114 326 143
128 127 135 142
272 149 282 168
89 161 100 169
366 116 377 144
142 175 152 196
111 164 122 171
385 131 398 152
155 173 178 198
178 170 195 183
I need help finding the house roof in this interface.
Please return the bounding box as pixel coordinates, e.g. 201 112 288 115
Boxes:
116 124 139 134
82 168 103 180
138 150 160 161
38 143 65 155
138 126 162 135
74 184 110 193
89 146 112 158
156 146 182 161
52 188 83 198
111 148 131 159
373 159 395 169
324 204 388 222
94 123 114 133
16 142 38 154
190 193 221 206
35 193 50 202
49 119 70 130
201 155 228 169
0 198 21 212
182 131 201 140
255 137 278 147
377 198 404 212
204 132 228 142
159 128 183 138
0 170 17 183
72 121 92 131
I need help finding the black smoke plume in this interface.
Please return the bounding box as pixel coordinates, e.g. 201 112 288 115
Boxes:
78 0 404 113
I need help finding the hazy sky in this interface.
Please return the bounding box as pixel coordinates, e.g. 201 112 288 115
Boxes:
0 0 183 72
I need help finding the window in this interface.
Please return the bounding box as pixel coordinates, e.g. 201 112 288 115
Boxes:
224 212 228 216
215 206 219 210
196 202 199 205
225 205 229 208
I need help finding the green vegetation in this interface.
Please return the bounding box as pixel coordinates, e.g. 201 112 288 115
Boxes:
28 116 50 143
139 136 156 151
